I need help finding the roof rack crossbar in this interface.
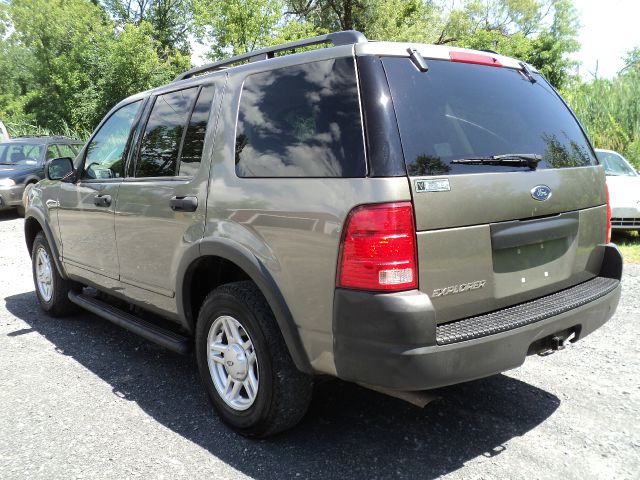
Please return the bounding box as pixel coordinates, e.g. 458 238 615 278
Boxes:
174 30 367 82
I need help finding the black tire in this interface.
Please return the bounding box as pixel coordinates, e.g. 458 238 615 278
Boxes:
31 231 79 317
16 205 25 217
195 281 313 437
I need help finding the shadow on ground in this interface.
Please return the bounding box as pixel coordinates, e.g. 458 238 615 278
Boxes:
0 210 19 221
5 291 560 479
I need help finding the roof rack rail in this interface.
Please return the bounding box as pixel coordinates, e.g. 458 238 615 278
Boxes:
13 134 76 139
174 30 367 82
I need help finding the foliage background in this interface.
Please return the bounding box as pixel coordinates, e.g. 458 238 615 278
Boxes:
0 0 637 167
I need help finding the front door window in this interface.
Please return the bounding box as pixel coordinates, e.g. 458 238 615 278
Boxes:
83 101 141 180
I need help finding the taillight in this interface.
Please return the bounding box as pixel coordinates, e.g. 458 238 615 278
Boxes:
337 202 418 292
449 51 503 67
605 184 612 243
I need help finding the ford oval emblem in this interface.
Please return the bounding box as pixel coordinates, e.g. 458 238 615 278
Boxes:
531 185 552 201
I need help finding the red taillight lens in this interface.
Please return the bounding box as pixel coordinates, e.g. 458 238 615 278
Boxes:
605 183 612 243
449 51 503 67
337 202 418 292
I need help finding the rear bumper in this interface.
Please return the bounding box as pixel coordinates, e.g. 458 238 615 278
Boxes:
333 245 623 391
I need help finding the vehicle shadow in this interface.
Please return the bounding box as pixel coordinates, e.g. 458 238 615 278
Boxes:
0 209 19 221
5 291 560 479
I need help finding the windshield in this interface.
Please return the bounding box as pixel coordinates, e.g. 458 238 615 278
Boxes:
0 143 44 165
596 151 637 176
381 58 597 176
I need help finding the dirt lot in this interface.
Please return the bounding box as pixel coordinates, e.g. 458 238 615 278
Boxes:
0 209 638 479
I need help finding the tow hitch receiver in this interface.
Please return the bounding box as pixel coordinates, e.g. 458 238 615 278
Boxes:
551 331 576 351
530 329 578 356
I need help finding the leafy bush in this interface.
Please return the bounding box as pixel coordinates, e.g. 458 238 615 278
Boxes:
564 69 640 168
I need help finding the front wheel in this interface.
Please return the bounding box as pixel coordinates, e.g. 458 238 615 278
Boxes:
195 281 312 437
31 232 78 317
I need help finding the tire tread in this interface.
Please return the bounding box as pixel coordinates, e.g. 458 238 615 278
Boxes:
32 232 78 317
196 281 312 437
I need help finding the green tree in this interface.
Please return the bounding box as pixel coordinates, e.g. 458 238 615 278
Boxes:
78 21 186 128
193 0 286 59
360 0 442 43
8 0 113 129
286 0 371 31
0 3 36 126
101 0 193 58
528 0 580 89
621 47 640 74
4 0 187 132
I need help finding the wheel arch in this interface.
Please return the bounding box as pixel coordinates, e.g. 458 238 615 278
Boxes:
23 176 40 185
24 213 68 280
177 238 313 374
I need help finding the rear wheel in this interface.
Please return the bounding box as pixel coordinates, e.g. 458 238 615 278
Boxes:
195 281 312 437
31 232 78 317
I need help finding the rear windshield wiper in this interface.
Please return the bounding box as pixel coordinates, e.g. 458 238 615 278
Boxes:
451 153 542 170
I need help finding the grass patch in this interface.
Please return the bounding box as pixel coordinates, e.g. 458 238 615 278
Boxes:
612 231 640 264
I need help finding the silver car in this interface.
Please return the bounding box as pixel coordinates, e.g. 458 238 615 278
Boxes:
596 148 640 230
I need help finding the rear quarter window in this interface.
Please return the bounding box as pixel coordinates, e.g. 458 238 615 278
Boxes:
235 58 366 178
179 85 215 177
136 87 199 177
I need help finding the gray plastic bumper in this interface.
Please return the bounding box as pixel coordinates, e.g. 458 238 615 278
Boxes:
333 245 623 391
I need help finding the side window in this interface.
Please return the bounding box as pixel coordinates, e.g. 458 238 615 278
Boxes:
235 58 365 178
57 144 77 159
135 87 199 177
84 101 141 180
178 85 215 177
46 145 59 161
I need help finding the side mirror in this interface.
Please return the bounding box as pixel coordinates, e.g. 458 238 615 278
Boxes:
46 157 75 181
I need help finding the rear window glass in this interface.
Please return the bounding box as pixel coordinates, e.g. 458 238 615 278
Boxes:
235 58 365 178
382 58 597 176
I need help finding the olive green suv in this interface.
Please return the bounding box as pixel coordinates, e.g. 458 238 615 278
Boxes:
24 31 623 437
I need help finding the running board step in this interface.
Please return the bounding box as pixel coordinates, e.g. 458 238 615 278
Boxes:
68 292 191 354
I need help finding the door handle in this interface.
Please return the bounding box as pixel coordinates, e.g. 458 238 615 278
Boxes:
170 196 198 212
93 194 112 207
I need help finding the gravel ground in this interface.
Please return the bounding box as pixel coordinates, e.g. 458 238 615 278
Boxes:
0 209 638 480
